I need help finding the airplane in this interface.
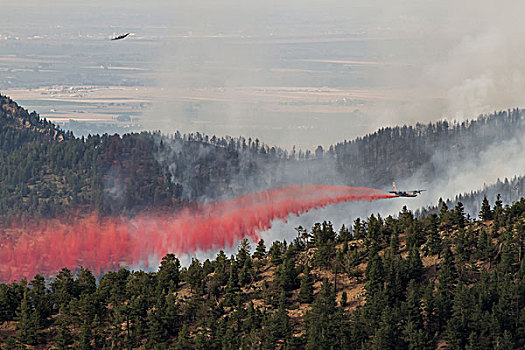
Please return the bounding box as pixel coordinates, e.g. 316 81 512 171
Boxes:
111 33 131 41
389 182 426 197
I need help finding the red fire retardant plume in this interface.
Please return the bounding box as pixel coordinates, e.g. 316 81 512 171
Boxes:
0 185 396 282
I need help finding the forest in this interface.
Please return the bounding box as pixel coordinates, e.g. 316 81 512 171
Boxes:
1 93 524 221
2 95 525 349
0 195 524 349
332 109 524 187
418 176 525 219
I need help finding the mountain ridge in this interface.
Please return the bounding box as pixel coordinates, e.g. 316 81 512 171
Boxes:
1 94 524 221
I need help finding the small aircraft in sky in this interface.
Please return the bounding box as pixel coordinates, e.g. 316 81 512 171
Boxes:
111 33 131 41
389 182 426 197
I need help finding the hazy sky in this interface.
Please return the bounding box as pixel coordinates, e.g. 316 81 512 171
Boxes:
2 0 525 148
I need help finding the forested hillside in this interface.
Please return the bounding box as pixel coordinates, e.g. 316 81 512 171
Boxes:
1 196 524 349
419 175 525 219
0 95 282 220
332 109 524 186
1 93 524 221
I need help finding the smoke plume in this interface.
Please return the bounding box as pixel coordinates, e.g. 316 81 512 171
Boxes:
0 185 395 282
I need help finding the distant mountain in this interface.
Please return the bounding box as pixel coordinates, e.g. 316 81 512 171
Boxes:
332 109 524 187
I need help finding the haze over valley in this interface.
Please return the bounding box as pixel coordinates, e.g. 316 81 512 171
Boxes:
4 0 525 149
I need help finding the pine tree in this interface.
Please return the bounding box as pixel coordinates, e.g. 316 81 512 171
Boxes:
269 241 284 265
0 284 17 323
223 260 240 307
279 250 298 292
340 291 348 307
298 267 314 303
90 314 104 349
75 267 96 296
77 321 92 350
477 229 494 261
186 258 203 294
479 196 493 220
50 268 76 309
494 194 504 226
365 248 384 298
146 295 167 347
273 291 292 340
202 258 214 276
373 307 402 350
353 218 364 239
454 202 466 228
390 231 400 254
175 324 192 350
213 251 229 286
403 320 430 350
16 290 37 346
439 198 451 224
305 279 338 350
466 331 481 350
157 253 181 292
227 259 239 290
435 246 456 332
494 330 514 350
338 224 352 242
239 256 254 286
425 213 442 256
237 238 251 266
421 279 437 336
29 275 50 330
253 239 266 260
444 282 473 348
407 245 424 281
54 321 73 350
163 291 180 337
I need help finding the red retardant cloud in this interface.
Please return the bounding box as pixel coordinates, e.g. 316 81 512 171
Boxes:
0 185 396 282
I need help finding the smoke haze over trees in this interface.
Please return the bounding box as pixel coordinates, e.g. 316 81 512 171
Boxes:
1 94 524 221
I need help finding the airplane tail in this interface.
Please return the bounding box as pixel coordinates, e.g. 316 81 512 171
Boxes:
392 182 398 192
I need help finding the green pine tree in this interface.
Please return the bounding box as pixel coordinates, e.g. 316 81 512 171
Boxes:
77 321 92 350
407 245 424 281
479 196 493 220
54 322 73 350
253 239 266 259
157 253 181 292
16 290 37 346
298 267 314 303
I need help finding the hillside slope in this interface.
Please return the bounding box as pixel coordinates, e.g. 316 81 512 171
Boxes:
1 94 524 221
0 95 68 151
0 197 524 349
